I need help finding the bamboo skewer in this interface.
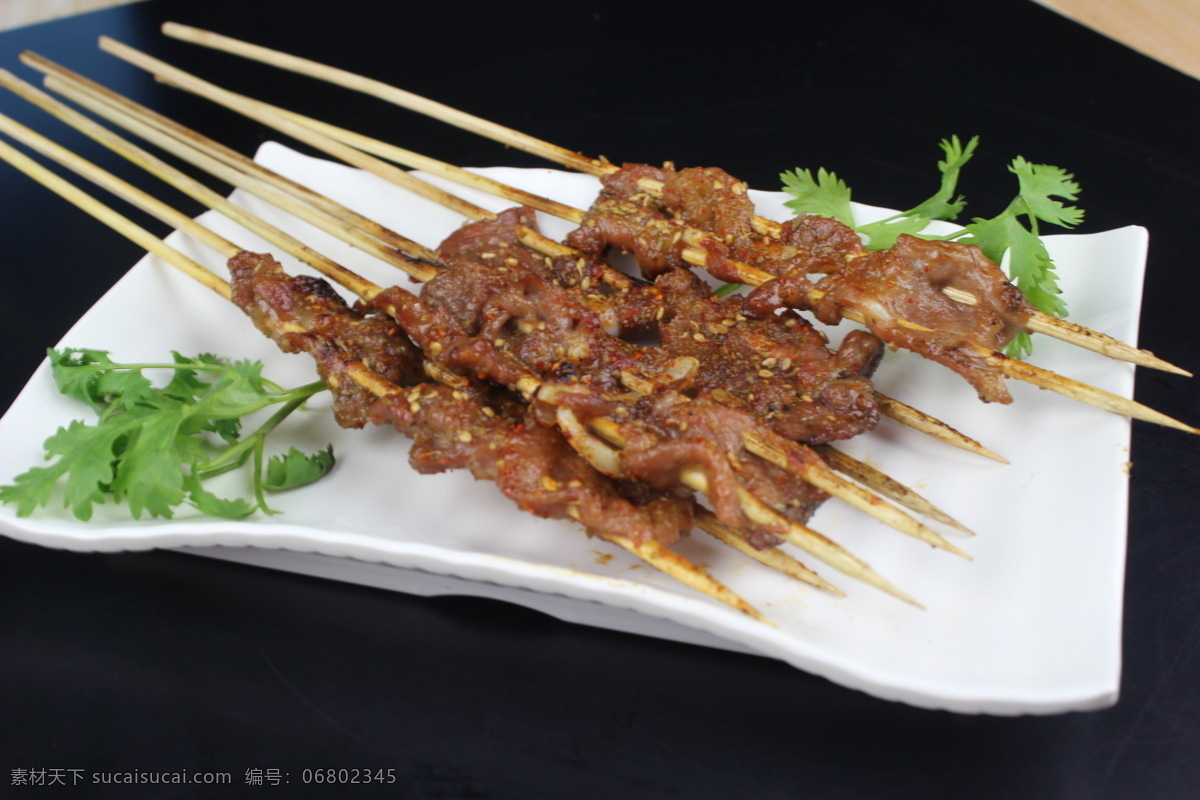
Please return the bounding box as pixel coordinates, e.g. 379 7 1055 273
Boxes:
84 37 1198 437
1 76 937 605
813 445 972 535
577 417 917 605
157 22 1191 379
693 507 842 589
741 431 970 559
0 136 229 299
20 64 439 263
159 22 605 174
0 108 235 258
0 126 784 622
0 70 437 285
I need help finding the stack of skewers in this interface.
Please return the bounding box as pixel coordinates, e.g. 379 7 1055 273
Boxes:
0 26 1191 650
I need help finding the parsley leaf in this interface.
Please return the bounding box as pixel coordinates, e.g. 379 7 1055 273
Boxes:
780 167 855 225
959 157 1083 358
184 472 256 519
856 136 979 250
265 446 336 491
1009 157 1084 228
0 349 333 521
780 137 978 250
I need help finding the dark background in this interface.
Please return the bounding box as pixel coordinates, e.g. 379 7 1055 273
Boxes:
2 1 1199 797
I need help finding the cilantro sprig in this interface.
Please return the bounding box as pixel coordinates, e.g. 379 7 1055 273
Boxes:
782 135 979 250
956 158 1082 357
0 348 335 521
780 137 1084 358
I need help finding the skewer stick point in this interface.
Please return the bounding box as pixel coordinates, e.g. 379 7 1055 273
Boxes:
694 508 843 596
874 391 1008 463
814 444 975 536
989 351 1200 435
1024 312 1192 377
606 535 773 623
742 430 972 559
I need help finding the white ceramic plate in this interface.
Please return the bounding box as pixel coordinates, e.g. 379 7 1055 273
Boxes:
0 143 1146 714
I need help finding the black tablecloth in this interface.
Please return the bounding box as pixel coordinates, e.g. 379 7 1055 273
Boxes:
3 1 1199 797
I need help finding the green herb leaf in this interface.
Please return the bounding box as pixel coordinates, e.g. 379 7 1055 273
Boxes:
780 167 856 226
0 350 331 521
183 472 256 519
857 136 979 250
1009 156 1084 228
906 135 978 221
265 445 336 492
959 156 1082 357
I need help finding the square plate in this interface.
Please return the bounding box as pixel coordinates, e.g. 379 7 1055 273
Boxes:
0 143 1145 714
